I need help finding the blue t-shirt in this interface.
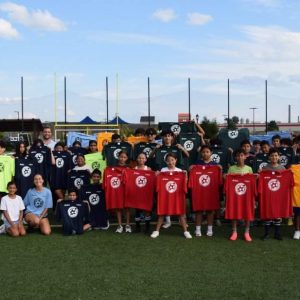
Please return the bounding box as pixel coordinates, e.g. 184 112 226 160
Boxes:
195 159 218 166
23 188 53 215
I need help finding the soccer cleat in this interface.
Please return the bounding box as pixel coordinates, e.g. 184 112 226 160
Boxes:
0 224 6 235
293 231 300 240
162 222 171 229
115 225 123 234
195 230 202 237
184 231 192 239
125 225 132 233
244 232 252 242
150 231 159 238
206 230 213 237
229 231 238 241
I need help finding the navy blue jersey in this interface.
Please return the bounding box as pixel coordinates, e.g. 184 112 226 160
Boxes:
158 122 196 135
154 145 183 171
133 142 157 169
29 146 52 182
50 151 72 190
211 146 233 173
68 170 90 190
80 184 109 228
68 147 88 169
14 157 39 198
278 147 295 168
252 153 269 173
103 142 133 167
56 200 90 235
217 128 250 151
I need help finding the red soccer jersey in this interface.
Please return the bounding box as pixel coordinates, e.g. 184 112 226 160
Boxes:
156 171 187 216
258 169 294 219
103 167 125 210
123 168 156 211
224 174 257 221
188 165 222 211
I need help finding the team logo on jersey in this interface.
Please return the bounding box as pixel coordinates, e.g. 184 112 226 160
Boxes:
183 140 194 151
259 162 268 170
170 124 181 135
110 177 121 188
89 193 100 205
268 179 280 191
135 176 147 188
92 161 100 170
72 155 78 165
165 181 177 193
75 137 82 143
22 166 31 177
113 149 122 159
56 158 64 168
279 155 288 166
33 197 44 208
235 183 247 195
211 154 221 164
35 153 44 163
74 178 84 189
143 147 152 158
228 130 238 139
199 175 211 187
68 206 79 218
0 163 4 172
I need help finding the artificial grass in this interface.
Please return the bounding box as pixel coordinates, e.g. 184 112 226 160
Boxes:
1 224 300 300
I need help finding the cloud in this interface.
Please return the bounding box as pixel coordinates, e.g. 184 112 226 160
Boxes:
186 13 213 26
0 2 66 31
152 8 177 23
243 0 281 7
0 96 20 104
0 18 18 38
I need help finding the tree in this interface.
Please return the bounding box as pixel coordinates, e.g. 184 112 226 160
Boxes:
267 120 279 131
200 117 219 139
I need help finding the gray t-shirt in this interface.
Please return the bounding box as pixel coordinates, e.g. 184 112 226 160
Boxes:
262 164 285 171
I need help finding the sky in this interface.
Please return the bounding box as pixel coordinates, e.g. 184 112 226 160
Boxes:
1 0 300 124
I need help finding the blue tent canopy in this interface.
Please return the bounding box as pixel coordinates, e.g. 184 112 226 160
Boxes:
108 116 128 124
79 116 97 124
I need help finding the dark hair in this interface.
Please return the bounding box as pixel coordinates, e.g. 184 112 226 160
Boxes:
76 154 85 160
68 189 78 196
55 142 65 149
240 139 251 146
260 140 270 147
118 150 128 157
15 142 28 158
7 181 16 189
272 134 281 142
268 148 280 156
161 130 174 137
89 140 97 146
0 140 6 149
200 145 212 152
91 168 102 176
165 152 177 160
42 125 51 131
32 139 44 148
145 128 157 136
134 128 145 136
280 138 292 147
72 140 82 147
112 133 121 141
136 152 147 159
253 140 261 145
234 149 246 156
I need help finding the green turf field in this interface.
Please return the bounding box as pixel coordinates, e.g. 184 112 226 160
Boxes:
1 224 300 300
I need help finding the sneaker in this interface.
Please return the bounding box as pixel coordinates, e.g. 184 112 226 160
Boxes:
0 224 6 235
125 225 132 233
244 232 252 242
195 230 202 237
206 230 213 237
215 219 222 227
287 218 293 226
115 225 123 233
150 231 159 238
293 231 300 240
229 231 238 241
162 222 171 229
184 231 192 239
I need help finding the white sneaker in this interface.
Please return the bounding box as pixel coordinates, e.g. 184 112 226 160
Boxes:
0 224 6 234
162 222 171 229
184 231 192 239
293 231 300 240
125 225 132 233
151 231 159 238
115 225 123 233
195 230 202 237
207 230 213 237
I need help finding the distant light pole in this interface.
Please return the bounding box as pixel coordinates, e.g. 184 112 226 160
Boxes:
249 107 258 134
14 110 19 120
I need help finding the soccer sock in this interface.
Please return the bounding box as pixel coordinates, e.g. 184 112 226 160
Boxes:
196 226 201 232
165 216 171 224
207 225 213 232
264 225 270 235
244 227 250 233
274 225 281 235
